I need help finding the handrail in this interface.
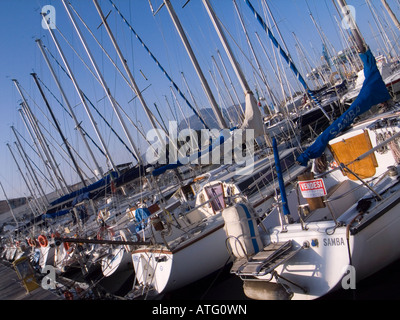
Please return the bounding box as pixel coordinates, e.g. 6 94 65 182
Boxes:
225 235 250 262
54 237 150 246
339 163 383 200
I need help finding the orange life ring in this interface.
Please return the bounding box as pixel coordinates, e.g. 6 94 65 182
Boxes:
38 235 48 248
27 238 37 247
63 241 74 254
64 290 74 300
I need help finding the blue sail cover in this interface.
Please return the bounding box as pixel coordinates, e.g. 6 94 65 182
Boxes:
297 49 391 166
49 171 118 206
42 209 70 220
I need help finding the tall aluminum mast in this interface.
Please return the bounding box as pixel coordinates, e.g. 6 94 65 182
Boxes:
13 79 70 195
6 143 43 213
31 72 88 188
163 0 227 129
335 0 366 53
202 0 251 94
41 12 117 174
0 181 19 228
36 39 104 179
16 109 59 197
93 0 166 152
62 0 143 166
12 130 49 209
201 0 266 142
381 0 400 32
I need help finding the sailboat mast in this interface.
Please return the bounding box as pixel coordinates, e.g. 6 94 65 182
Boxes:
13 80 70 195
31 72 88 188
335 0 366 53
365 0 392 58
211 55 239 120
202 0 251 95
92 0 166 154
0 181 19 229
216 50 244 115
41 12 116 175
262 0 290 55
233 0 275 116
254 32 282 113
107 0 210 131
202 0 267 143
243 0 331 121
381 0 400 31
163 0 227 129
6 143 43 214
21 101 70 195
62 0 142 166
36 39 104 179
14 114 56 200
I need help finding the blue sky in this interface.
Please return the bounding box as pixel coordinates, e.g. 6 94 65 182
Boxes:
1 0 400 200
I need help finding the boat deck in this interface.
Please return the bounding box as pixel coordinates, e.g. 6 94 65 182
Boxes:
0 261 61 300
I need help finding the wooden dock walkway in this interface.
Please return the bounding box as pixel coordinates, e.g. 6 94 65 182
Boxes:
0 261 61 300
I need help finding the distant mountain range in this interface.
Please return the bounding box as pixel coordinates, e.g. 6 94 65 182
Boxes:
178 104 245 130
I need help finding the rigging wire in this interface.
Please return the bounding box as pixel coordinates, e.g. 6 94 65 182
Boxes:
108 0 210 130
42 43 138 161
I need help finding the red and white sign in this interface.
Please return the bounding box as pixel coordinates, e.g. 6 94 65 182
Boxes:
299 179 327 198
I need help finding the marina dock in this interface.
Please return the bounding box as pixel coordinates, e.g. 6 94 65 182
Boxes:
0 261 61 300
2 0 400 302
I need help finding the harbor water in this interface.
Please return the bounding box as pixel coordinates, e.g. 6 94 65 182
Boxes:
1 254 400 300
164 258 400 300
106 257 400 300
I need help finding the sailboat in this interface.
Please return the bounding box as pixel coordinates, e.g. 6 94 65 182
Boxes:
126 54 308 300
222 0 400 300
242 0 349 147
340 0 400 104
83 0 341 298
341 54 400 103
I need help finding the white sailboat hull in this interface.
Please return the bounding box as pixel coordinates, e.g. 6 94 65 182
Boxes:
101 248 132 277
255 176 400 299
38 245 55 270
132 219 230 295
349 191 400 281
